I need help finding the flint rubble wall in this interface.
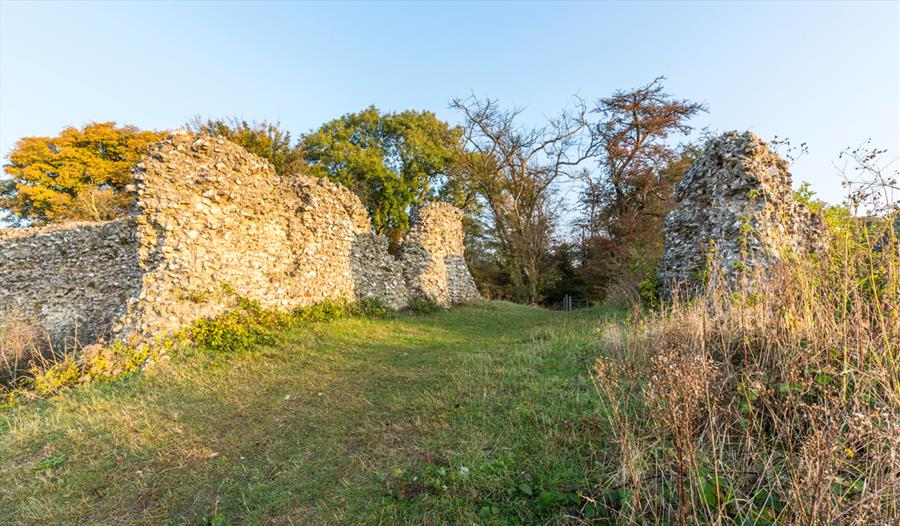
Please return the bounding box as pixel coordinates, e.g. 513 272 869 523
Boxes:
0 132 479 347
658 131 824 296
0 220 141 346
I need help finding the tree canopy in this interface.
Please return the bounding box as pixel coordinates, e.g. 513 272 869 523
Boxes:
300 106 462 239
1 122 165 224
577 78 706 302
0 81 709 307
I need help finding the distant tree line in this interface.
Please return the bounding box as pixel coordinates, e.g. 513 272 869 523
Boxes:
0 78 707 305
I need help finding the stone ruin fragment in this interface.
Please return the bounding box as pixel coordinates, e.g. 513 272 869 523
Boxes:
657 131 825 297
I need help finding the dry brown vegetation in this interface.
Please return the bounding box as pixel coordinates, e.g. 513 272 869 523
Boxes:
593 201 898 524
0 313 43 385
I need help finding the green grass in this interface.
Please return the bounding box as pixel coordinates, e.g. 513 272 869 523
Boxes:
0 302 621 525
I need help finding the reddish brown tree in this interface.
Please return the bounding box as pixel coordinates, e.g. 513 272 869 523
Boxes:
578 78 706 302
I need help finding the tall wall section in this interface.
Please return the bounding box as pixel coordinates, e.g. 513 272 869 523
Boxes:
0 132 479 348
657 131 824 296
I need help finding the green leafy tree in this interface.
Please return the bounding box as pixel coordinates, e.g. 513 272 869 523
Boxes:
1 122 165 224
300 106 463 239
187 117 306 176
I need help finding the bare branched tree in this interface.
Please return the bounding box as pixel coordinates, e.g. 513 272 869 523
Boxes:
452 95 599 302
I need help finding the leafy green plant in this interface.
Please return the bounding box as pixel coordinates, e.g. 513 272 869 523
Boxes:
82 341 152 382
29 357 80 396
188 305 277 354
638 274 660 309
34 453 68 471
404 297 446 315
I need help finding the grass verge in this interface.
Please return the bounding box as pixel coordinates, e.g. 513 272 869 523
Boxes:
1 301 620 525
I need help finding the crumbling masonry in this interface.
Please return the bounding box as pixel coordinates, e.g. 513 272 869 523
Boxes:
657 131 824 296
0 132 479 348
1 130 826 347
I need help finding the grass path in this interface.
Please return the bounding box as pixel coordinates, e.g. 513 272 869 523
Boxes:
1 302 617 525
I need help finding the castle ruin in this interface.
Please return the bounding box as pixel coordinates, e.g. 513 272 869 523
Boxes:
657 131 824 296
0 132 480 348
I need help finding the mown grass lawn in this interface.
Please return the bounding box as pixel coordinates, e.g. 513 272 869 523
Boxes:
1 302 620 525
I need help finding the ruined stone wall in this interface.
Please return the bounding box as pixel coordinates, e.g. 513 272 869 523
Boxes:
0 219 142 347
400 203 479 305
348 204 479 309
0 132 479 347
658 131 824 296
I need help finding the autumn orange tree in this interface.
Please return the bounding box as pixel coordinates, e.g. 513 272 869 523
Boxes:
1 122 165 224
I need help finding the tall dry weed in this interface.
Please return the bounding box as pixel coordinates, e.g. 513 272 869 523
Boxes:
592 157 898 525
0 313 44 384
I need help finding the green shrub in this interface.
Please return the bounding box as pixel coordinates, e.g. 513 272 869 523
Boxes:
290 297 387 323
356 296 388 318
188 302 278 354
82 341 152 382
291 299 353 323
638 274 660 309
404 297 445 315
29 357 81 396
187 297 389 354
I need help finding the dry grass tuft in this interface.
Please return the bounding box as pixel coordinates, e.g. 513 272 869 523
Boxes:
594 200 898 524
0 313 44 385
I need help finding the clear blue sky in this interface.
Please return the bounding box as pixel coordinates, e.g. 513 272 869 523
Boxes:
1 0 897 205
